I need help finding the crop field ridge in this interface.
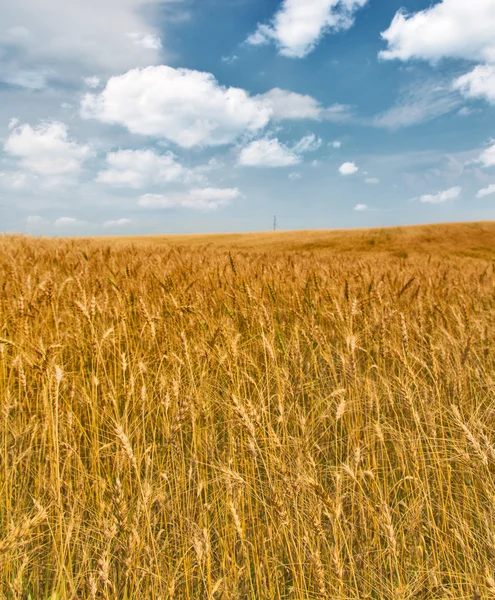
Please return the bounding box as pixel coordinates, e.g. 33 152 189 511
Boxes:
1 223 495 599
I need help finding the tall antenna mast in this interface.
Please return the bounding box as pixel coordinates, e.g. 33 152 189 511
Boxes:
273 215 277 231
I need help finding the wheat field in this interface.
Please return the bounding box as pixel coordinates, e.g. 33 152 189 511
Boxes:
1 223 495 599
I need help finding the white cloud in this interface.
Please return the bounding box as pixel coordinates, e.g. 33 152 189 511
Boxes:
478 143 495 167
476 184 495 198
27 215 44 224
128 32 162 50
238 138 300 168
84 76 101 89
96 149 193 188
365 177 379 184
55 217 84 226
380 0 495 64
139 187 240 210
339 162 358 175
8 118 20 131
289 172 302 180
239 134 322 168
246 0 369 58
103 218 132 227
4 121 92 177
0 171 37 190
256 88 321 119
0 0 176 78
373 80 461 129
256 88 351 121
81 66 272 148
419 185 461 204
1 69 50 90
221 55 238 64
354 203 368 211
454 64 495 103
292 134 322 154
458 107 473 116
330 140 342 148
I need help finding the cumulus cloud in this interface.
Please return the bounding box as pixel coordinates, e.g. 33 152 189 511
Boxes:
478 143 495 168
81 66 272 148
96 149 193 188
330 140 342 148
454 65 495 104
103 218 132 227
354 204 368 211
246 0 369 58
4 121 92 179
419 186 461 204
476 184 495 198
289 172 302 180
239 139 300 168
139 187 240 210
380 0 495 64
339 162 358 175
365 177 379 184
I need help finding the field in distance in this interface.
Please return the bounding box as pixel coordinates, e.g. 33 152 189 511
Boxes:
103 220 495 259
1 221 495 599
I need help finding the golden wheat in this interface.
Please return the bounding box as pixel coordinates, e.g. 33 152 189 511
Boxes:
0 230 494 599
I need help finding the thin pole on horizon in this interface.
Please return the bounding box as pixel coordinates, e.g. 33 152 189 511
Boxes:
273 215 277 232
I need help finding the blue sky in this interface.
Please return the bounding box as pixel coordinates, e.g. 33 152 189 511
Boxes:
1 0 495 235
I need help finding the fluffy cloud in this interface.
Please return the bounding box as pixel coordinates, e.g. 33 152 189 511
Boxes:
380 0 495 64
330 140 342 148
339 162 358 175
419 186 461 204
454 65 495 103
81 66 272 148
4 121 92 177
354 204 368 211
103 218 132 227
239 139 300 168
0 0 176 79
96 149 192 188
139 187 240 210
246 0 369 58
478 143 495 168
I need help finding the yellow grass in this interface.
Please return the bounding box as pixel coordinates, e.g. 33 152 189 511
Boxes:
1 222 495 599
